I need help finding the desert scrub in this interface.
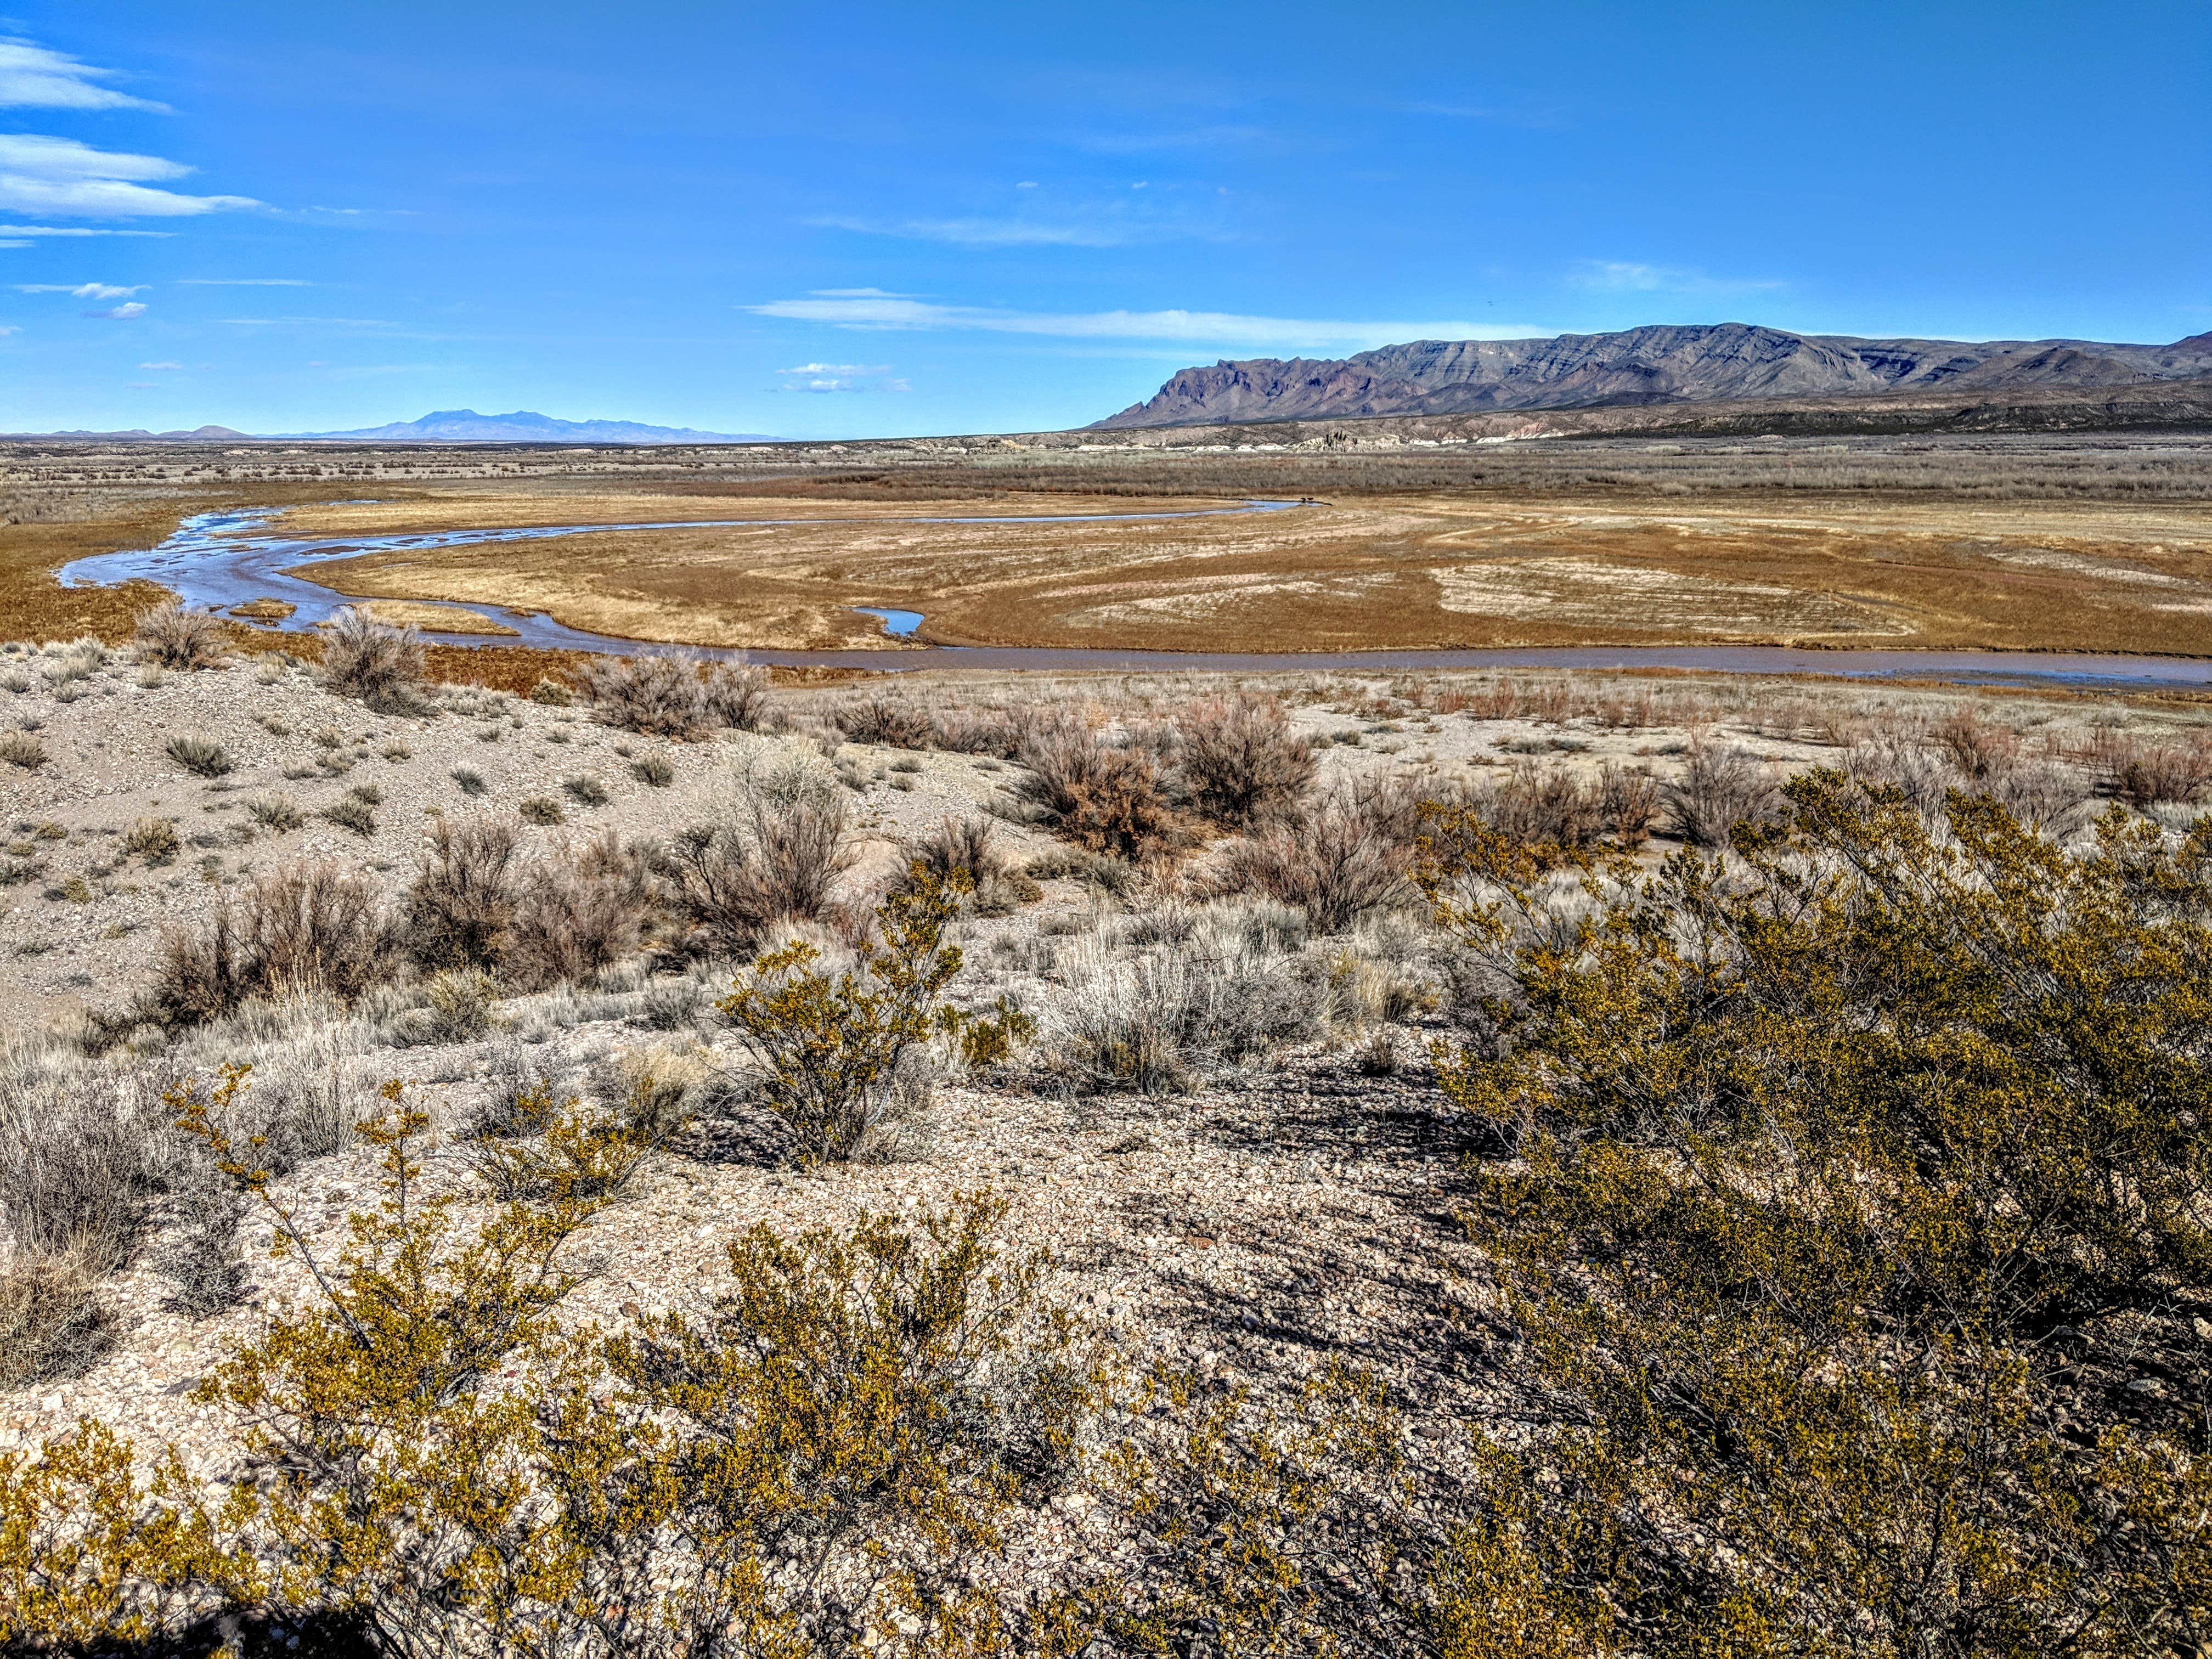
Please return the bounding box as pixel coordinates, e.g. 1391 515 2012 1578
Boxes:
1013 715 1181 860
149 864 388 1025
121 816 180 864
131 601 228 670
451 765 488 797
628 752 676 787
1417 775 2212 1655
1172 689 1316 828
718 874 1032 1165
582 654 768 738
562 774 610 806
519 795 565 826
659 761 849 958
319 794 377 837
163 734 231 778
245 794 304 832
318 606 425 710
0 731 46 770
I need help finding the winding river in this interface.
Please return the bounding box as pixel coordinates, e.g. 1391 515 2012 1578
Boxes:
58 502 2212 691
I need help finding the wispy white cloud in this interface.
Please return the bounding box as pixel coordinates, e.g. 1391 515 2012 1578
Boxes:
0 134 258 218
138 360 183 369
84 300 144 319
811 187 1232 249
1074 125 1270 154
1570 259 1785 297
16 280 145 299
0 324 18 336
0 38 167 111
777 362 888 375
0 223 171 238
747 295 1547 349
775 358 909 394
176 276 309 285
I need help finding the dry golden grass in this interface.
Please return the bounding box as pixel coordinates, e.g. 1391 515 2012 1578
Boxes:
284 485 2212 656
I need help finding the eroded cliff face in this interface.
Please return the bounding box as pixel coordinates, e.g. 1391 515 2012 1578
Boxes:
1094 323 2212 428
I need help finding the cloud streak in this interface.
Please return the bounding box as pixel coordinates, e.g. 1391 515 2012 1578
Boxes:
16 281 146 299
0 38 166 111
1571 259 1785 297
0 134 259 219
747 295 1548 349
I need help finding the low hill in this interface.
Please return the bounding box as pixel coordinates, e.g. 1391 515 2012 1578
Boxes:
1094 322 2212 429
277 409 776 444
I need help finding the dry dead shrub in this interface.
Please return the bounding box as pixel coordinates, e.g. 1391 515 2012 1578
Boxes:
122 816 180 864
891 815 1037 915
581 653 709 738
700 661 769 732
1663 743 1781 847
578 656 770 736
131 602 227 670
0 731 44 771
1172 691 1316 828
833 692 935 748
2089 729 2212 808
928 703 1039 758
402 815 520 973
660 780 850 958
1934 707 2021 780
150 865 387 1026
0 1250 115 1388
506 831 652 991
1013 718 1181 860
1212 789 1412 933
318 607 426 709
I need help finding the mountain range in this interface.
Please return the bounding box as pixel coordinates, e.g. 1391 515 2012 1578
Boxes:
1093 323 2212 428
3 410 775 444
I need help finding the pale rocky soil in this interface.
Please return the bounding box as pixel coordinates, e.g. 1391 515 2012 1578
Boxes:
0 640 2197 1504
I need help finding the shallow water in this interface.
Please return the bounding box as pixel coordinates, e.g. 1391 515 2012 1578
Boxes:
57 503 2212 691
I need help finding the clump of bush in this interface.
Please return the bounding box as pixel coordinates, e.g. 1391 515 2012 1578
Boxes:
149 864 388 1026
519 795 565 826
1661 741 1779 846
892 815 1040 916
833 692 936 749
132 602 228 671
1210 785 1414 933
582 654 768 738
1417 776 2212 1656
1012 716 1181 860
1172 690 1315 828
318 607 426 711
320 793 377 837
659 765 849 958
245 794 304 832
122 817 179 864
0 731 44 770
163 734 231 778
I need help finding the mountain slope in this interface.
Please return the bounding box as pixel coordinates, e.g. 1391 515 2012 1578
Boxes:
1094 323 2212 428
281 409 775 444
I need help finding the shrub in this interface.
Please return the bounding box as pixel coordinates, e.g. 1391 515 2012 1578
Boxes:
149 864 387 1026
320 794 376 837
417 968 499 1044
581 653 707 737
562 774 610 806
0 1250 117 1389
1933 706 2020 779
122 816 179 864
1419 777 2212 1655
1212 789 1410 933
1042 915 1323 1094
451 765 487 796
520 795 565 826
163 734 230 778
1661 742 1779 846
403 814 520 972
1173 691 1316 828
629 753 675 787
0 731 43 770
132 602 228 670
2112 735 2212 808
527 675 573 706
661 774 848 958
701 661 769 731
891 815 1038 915
245 793 304 832
505 831 651 992
1013 718 1180 860
318 607 425 709
834 692 936 749
718 876 1031 1164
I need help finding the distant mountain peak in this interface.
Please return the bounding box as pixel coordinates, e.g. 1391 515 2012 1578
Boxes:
1094 323 2212 428
279 409 777 444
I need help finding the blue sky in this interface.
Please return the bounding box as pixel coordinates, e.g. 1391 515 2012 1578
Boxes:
0 2 2205 438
